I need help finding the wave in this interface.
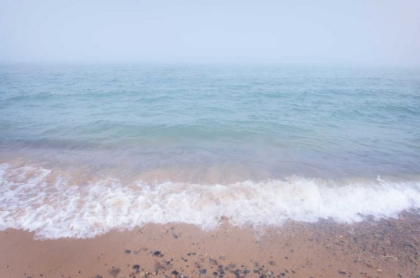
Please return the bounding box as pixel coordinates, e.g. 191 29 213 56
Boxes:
0 163 419 239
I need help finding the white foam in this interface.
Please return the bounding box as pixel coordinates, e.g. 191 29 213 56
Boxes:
0 163 420 239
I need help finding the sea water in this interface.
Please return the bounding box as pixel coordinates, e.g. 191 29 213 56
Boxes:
0 64 419 239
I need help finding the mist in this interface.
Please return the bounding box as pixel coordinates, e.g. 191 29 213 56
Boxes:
0 0 419 66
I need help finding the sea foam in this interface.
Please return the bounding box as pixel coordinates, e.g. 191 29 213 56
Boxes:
0 163 419 239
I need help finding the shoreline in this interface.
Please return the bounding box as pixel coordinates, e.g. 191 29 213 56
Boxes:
1 213 419 278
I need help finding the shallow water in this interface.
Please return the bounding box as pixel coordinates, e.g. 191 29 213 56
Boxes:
0 64 419 238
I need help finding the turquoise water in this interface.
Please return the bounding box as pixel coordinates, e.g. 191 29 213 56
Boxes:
1 64 419 178
1 64 420 238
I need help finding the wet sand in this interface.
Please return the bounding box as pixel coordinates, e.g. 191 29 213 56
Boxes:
0 213 419 278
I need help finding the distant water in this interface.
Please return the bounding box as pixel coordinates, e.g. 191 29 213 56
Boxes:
0 64 420 239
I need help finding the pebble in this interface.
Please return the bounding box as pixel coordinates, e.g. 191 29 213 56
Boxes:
218 265 225 274
133 264 140 269
200 269 207 275
109 268 120 277
153 251 163 257
125 249 131 254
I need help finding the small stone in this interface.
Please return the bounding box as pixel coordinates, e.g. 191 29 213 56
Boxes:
338 270 346 275
125 249 131 254
377 269 382 273
109 268 120 277
153 251 162 257
217 265 225 274
209 258 217 265
200 269 207 275
4 265 9 268
133 264 140 269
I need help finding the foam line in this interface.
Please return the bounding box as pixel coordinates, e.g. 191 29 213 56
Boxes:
0 163 419 239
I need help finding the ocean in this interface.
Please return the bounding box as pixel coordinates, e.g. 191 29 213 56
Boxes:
0 64 419 239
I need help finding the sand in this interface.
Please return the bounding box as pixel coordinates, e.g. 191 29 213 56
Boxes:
0 213 419 278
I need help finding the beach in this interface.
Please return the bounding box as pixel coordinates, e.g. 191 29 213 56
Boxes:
1 213 419 278
1 65 420 278
1 0 420 276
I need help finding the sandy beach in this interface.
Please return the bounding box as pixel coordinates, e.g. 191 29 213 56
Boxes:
1 0 420 277
1 212 419 278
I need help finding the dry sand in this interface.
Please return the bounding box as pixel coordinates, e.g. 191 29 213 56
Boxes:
0 213 419 278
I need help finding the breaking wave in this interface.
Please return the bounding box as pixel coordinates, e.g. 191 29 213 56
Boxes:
0 163 420 239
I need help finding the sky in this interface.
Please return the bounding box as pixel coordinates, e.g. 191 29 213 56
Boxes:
0 0 419 66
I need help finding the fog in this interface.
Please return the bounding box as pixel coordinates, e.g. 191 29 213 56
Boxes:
1 0 419 66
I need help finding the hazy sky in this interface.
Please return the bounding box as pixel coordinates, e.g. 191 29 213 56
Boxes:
0 0 419 66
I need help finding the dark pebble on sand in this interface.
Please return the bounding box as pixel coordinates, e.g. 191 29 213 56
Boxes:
213 271 218 276
133 264 140 269
153 251 162 256
171 270 179 275
200 269 207 275
125 249 131 254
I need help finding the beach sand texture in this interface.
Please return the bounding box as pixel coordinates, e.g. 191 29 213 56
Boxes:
1 213 419 278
